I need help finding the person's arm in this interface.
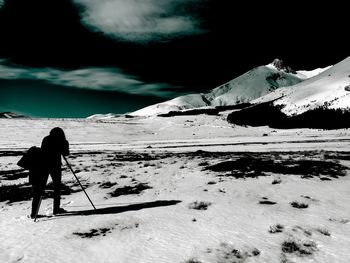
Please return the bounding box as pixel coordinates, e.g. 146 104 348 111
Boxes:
62 140 70 156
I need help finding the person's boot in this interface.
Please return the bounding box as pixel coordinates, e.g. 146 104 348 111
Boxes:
53 207 67 215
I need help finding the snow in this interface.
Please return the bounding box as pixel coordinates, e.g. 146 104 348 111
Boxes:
131 94 209 117
295 67 332 79
254 56 350 115
205 66 301 106
266 61 330 80
130 65 302 117
1 115 350 263
130 61 329 117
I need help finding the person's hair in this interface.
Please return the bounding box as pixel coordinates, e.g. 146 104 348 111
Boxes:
49 127 66 141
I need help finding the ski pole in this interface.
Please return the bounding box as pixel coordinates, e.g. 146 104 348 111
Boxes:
34 195 43 222
63 155 96 210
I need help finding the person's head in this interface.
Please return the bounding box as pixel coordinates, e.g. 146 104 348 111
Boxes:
49 127 66 141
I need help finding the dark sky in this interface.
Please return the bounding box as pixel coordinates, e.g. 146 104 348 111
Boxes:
0 0 349 117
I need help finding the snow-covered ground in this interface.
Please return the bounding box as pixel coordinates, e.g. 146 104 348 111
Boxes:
1 115 350 263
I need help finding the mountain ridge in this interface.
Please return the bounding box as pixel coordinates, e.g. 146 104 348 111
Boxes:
129 59 328 117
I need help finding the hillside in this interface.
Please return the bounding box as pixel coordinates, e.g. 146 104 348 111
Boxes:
253 57 350 115
130 59 327 116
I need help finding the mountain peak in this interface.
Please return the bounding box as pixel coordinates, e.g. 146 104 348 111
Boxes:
271 58 296 74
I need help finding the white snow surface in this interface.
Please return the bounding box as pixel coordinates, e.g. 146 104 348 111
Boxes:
295 67 332 79
266 63 331 80
1 116 350 263
130 94 210 117
254 56 350 115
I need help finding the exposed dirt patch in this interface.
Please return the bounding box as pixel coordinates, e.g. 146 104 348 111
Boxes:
189 201 212 210
73 227 113 238
0 179 86 203
290 201 309 209
111 151 163 162
281 239 317 256
108 183 151 197
73 222 139 238
205 153 348 179
211 243 260 263
0 150 25 157
99 181 118 189
44 181 84 198
315 228 331 236
0 169 29 180
0 183 32 203
269 224 284 233
272 178 282 184
324 151 350 161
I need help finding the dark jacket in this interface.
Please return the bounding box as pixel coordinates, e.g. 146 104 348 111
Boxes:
17 146 45 184
41 135 69 169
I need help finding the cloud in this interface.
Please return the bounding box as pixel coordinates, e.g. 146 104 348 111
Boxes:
0 61 184 98
74 0 206 42
0 0 3 8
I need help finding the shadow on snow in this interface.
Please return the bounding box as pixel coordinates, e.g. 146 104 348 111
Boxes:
55 200 182 217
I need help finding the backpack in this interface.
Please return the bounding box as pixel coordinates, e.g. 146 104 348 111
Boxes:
17 146 43 170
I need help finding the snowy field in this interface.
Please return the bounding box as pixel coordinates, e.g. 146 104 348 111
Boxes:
1 115 350 263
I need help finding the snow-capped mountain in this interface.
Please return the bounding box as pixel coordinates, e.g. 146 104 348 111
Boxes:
131 59 328 116
253 56 350 115
0 112 26 118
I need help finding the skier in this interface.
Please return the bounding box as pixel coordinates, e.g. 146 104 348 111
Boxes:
30 127 70 217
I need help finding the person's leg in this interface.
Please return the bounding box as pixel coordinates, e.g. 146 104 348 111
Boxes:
31 172 48 218
31 185 41 218
51 168 62 214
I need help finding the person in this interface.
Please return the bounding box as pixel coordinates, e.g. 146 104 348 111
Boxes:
30 127 70 218
17 146 47 219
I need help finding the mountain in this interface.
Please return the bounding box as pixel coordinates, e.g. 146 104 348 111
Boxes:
252 56 350 115
226 57 350 129
131 59 328 116
0 112 27 118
